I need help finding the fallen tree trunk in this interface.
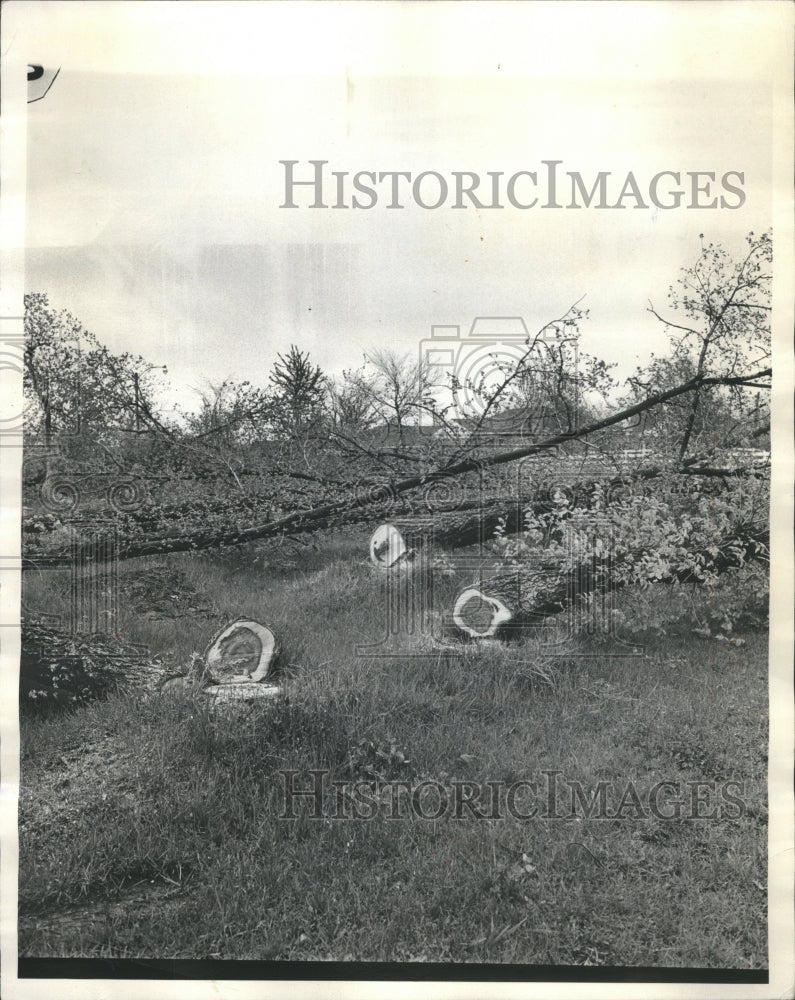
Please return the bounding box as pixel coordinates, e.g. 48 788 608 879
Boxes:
390 503 526 551
367 459 754 561
452 524 769 638
23 493 500 568
22 451 766 539
23 461 755 570
23 368 770 565
368 500 526 566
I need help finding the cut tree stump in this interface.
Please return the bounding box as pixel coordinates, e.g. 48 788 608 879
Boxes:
204 617 278 683
452 588 513 638
159 617 280 700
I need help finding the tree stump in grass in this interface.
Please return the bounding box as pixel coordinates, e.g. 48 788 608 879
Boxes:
159 617 280 700
204 615 281 705
204 617 277 683
452 587 513 638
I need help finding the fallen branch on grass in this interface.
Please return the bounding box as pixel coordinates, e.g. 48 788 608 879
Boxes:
20 623 161 711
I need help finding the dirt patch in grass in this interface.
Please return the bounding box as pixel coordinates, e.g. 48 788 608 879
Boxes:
120 566 216 621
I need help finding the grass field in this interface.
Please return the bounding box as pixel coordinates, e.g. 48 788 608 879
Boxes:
18 532 768 966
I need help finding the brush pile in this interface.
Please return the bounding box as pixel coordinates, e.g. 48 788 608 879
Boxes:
20 622 162 713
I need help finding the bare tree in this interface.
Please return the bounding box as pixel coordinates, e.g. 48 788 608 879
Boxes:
326 367 380 433
361 348 437 444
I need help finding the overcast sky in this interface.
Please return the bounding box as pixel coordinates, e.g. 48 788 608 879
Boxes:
12 1 781 411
